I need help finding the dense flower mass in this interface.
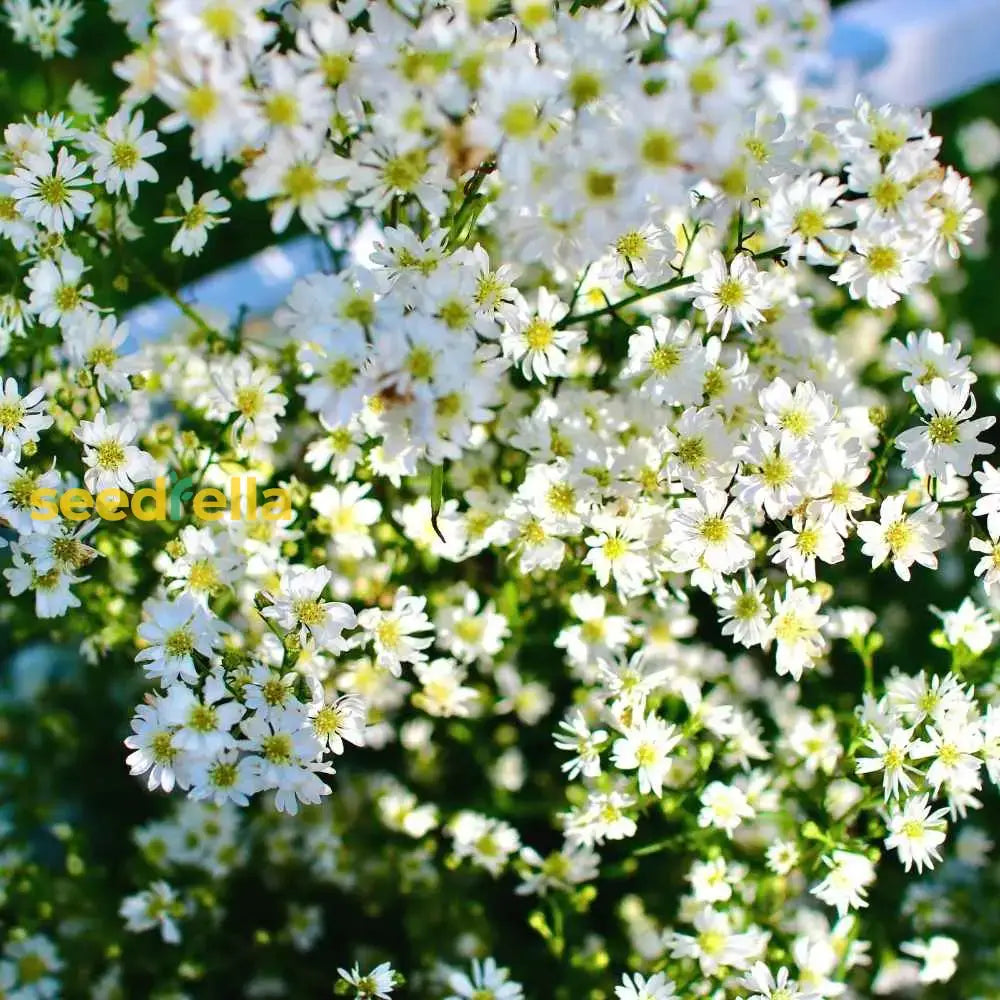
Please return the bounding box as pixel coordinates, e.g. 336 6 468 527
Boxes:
0 0 999 997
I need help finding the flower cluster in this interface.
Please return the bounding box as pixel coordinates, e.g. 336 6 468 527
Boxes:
0 0 998 997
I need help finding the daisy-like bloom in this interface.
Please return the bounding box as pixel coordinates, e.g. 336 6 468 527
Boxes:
63 312 138 399
930 167 981 262
831 220 928 308
715 573 771 648
356 589 434 677
896 378 995 479
766 172 849 265
887 329 974 393
855 725 918 800
900 937 960 985
309 481 382 560
666 489 754 577
120 881 183 945
884 795 949 872
623 316 707 406
742 962 820 1000
4 548 86 619
602 0 666 37
243 145 350 233
974 461 1000 536
583 511 652 597
75 408 157 494
768 516 844 582
435 586 509 665
82 109 164 199
337 962 397 1000
970 531 1000 597
203 356 287 451
856 494 944 581
9 145 93 232
611 712 681 797
124 701 184 793
614 971 677 1000
19 519 97 575
910 717 984 794
934 597 998 655
609 225 676 285
554 711 608 780
769 583 829 681
0 453 61 533
307 693 366 755
444 957 524 1000
0 377 52 460
24 249 94 328
239 711 333 816
261 566 357 652
811 850 876 917
160 673 245 759
156 177 231 256
517 841 600 897
136 595 223 686
500 288 583 383
697 780 755 836
690 250 767 338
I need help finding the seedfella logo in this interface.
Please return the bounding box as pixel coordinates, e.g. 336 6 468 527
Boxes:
30 474 292 523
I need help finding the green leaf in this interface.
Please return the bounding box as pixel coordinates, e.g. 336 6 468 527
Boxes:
430 463 446 543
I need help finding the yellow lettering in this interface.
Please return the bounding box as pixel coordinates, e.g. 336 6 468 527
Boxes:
262 489 292 521
29 487 58 521
95 488 127 521
132 479 167 521
193 488 226 522
60 488 93 522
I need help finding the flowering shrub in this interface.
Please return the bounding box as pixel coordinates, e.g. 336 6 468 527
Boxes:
1 0 999 997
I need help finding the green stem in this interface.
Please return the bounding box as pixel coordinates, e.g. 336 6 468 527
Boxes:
555 244 789 329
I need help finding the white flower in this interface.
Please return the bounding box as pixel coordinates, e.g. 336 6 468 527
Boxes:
900 936 959 984
811 850 876 916
75 408 157 493
611 713 680 797
697 780 754 836
310 481 381 560
445 957 523 1000
855 726 918 800
690 251 767 338
156 177 231 255
63 312 139 398
884 795 948 872
769 583 828 681
614 971 677 1000
261 566 357 652
82 109 164 199
25 249 94 328
120 881 183 944
623 317 707 405
356 589 434 676
554 711 608 780
974 461 1000 536
831 220 928 308
667 490 754 578
10 145 93 232
742 962 819 1000
716 574 771 648
202 356 287 451
0 377 52 460
856 494 944 580
337 962 396 999
896 378 995 479
136 595 223 686
500 288 583 383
